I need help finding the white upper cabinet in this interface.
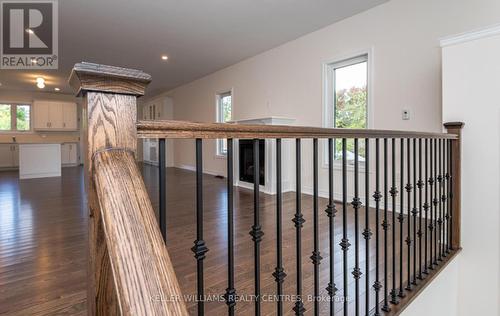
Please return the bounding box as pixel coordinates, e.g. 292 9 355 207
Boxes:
33 100 78 131
49 102 64 129
142 97 172 121
34 101 51 129
63 104 77 130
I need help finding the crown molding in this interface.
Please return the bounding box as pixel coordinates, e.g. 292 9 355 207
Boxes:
440 24 500 47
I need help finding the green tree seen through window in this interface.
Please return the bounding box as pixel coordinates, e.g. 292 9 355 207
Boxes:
334 86 367 159
0 104 12 131
16 105 30 131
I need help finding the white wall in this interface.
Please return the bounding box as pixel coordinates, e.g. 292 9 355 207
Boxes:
402 258 460 316
144 0 500 199
437 31 500 316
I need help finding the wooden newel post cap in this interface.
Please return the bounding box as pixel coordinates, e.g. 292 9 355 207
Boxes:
443 122 465 130
69 62 152 97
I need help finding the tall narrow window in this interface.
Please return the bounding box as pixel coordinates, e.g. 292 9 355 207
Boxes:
16 105 31 131
216 91 232 156
0 104 12 131
0 104 31 132
325 54 368 161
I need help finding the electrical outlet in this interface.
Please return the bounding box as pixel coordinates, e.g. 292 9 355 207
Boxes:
402 110 410 120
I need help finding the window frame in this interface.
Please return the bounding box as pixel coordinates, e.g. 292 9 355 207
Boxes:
322 50 373 167
0 103 32 133
215 90 233 157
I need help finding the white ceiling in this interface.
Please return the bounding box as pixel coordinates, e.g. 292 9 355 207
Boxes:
0 0 387 96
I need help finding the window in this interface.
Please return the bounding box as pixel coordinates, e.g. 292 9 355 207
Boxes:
324 54 369 161
216 91 232 156
0 104 30 132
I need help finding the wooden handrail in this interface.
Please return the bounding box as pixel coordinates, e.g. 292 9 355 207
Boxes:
93 149 188 315
137 120 458 139
70 62 187 316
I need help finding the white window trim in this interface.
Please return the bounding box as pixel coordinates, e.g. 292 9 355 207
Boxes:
0 103 33 133
321 48 374 169
215 89 233 158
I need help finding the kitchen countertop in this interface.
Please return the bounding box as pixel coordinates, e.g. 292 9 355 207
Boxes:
0 133 79 144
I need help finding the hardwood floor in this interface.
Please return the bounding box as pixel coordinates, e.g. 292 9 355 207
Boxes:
0 167 87 315
0 165 427 315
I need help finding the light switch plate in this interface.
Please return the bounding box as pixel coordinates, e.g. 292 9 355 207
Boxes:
402 110 410 120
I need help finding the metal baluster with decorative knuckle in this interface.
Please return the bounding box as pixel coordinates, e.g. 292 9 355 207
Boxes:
249 139 264 316
292 139 306 316
398 138 406 298
364 138 372 315
340 138 351 316
390 138 399 305
311 138 322 316
273 139 286 316
373 138 382 316
405 138 413 292
326 138 338 315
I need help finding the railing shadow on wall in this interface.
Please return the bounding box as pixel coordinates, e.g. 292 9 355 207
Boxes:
71 62 463 316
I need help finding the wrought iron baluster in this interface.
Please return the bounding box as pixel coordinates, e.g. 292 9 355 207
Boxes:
438 139 443 261
446 140 451 252
373 139 382 316
340 138 351 315
249 139 263 316
158 138 167 242
398 139 406 298
428 139 435 270
292 139 306 316
326 139 338 315
404 138 412 292
225 139 236 314
364 138 372 316
441 139 448 257
449 139 454 251
273 139 286 316
382 138 391 312
352 139 362 315
433 139 438 266
424 139 430 274
311 139 322 316
417 139 424 280
390 138 399 305
192 138 209 316
412 139 417 285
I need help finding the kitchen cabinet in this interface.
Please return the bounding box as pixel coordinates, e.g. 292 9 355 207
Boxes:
142 97 172 164
0 144 19 168
61 143 78 165
62 104 77 129
142 96 172 121
33 100 78 131
143 138 158 164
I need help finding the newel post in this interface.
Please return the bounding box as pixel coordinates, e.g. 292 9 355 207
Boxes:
444 122 464 250
69 62 151 315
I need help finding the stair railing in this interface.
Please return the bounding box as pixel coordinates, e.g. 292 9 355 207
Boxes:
73 62 463 316
138 119 463 316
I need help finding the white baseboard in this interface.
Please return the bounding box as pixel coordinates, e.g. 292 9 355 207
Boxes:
20 171 61 180
176 164 223 177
